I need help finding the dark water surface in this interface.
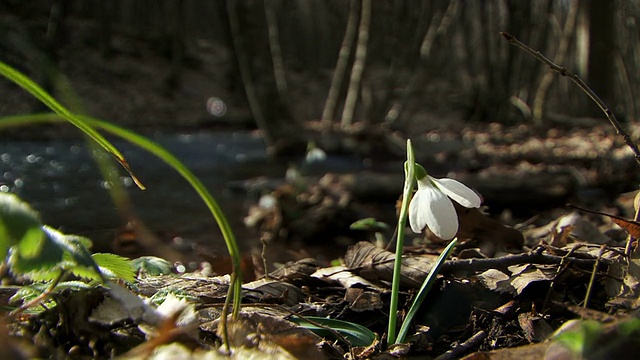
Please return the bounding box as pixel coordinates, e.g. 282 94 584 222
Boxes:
1 131 285 253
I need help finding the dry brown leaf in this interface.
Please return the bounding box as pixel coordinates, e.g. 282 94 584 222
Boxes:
344 241 436 288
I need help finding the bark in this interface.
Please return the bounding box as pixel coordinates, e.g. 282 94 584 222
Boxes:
340 0 371 128
321 0 359 125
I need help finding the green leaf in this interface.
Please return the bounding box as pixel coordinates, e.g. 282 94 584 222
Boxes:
132 256 174 276
149 288 198 306
9 228 64 274
25 266 64 282
43 226 103 279
0 192 44 260
554 320 603 355
10 281 92 312
289 316 377 347
396 238 458 344
92 253 135 283
349 218 390 231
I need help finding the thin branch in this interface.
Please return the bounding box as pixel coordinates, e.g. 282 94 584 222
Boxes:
434 330 487 360
440 245 612 275
584 245 605 308
501 31 640 166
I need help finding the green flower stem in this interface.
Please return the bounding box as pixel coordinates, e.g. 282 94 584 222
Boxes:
387 139 416 344
0 114 243 320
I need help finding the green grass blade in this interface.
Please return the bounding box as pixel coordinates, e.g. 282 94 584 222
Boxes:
396 238 457 344
0 61 144 189
289 316 377 347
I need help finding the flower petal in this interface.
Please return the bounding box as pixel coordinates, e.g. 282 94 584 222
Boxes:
409 189 428 233
409 183 459 240
430 177 481 208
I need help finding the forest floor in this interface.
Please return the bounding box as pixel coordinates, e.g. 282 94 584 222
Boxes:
3 11 640 359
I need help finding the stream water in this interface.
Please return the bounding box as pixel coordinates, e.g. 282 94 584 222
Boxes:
2 131 365 255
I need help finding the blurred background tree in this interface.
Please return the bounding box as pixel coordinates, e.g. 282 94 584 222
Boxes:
1 0 638 152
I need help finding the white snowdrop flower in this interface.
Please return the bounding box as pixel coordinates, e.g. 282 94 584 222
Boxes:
408 169 481 240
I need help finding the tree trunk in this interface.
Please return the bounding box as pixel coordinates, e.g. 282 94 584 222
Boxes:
341 0 371 128
586 0 616 116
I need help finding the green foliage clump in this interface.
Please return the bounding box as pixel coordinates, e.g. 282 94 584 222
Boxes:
1 192 135 311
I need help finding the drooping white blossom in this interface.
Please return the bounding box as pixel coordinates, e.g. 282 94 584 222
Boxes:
408 174 481 240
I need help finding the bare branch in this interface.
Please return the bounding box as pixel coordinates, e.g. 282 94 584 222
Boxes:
501 31 640 166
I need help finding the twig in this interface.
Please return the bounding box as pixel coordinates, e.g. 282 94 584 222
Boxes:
440 246 612 275
568 203 640 257
501 32 640 166
542 243 583 313
584 245 606 308
434 330 487 360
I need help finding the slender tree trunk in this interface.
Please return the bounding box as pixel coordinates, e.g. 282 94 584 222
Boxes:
321 0 359 125
264 0 289 106
225 0 274 148
341 0 371 128
532 0 579 125
99 0 113 58
586 0 616 116
384 0 459 125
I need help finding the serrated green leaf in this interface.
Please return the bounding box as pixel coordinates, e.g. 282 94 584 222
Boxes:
0 192 44 259
92 253 135 283
10 280 92 312
289 316 377 347
24 267 64 282
132 256 174 275
67 264 103 282
149 288 198 306
42 226 103 281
